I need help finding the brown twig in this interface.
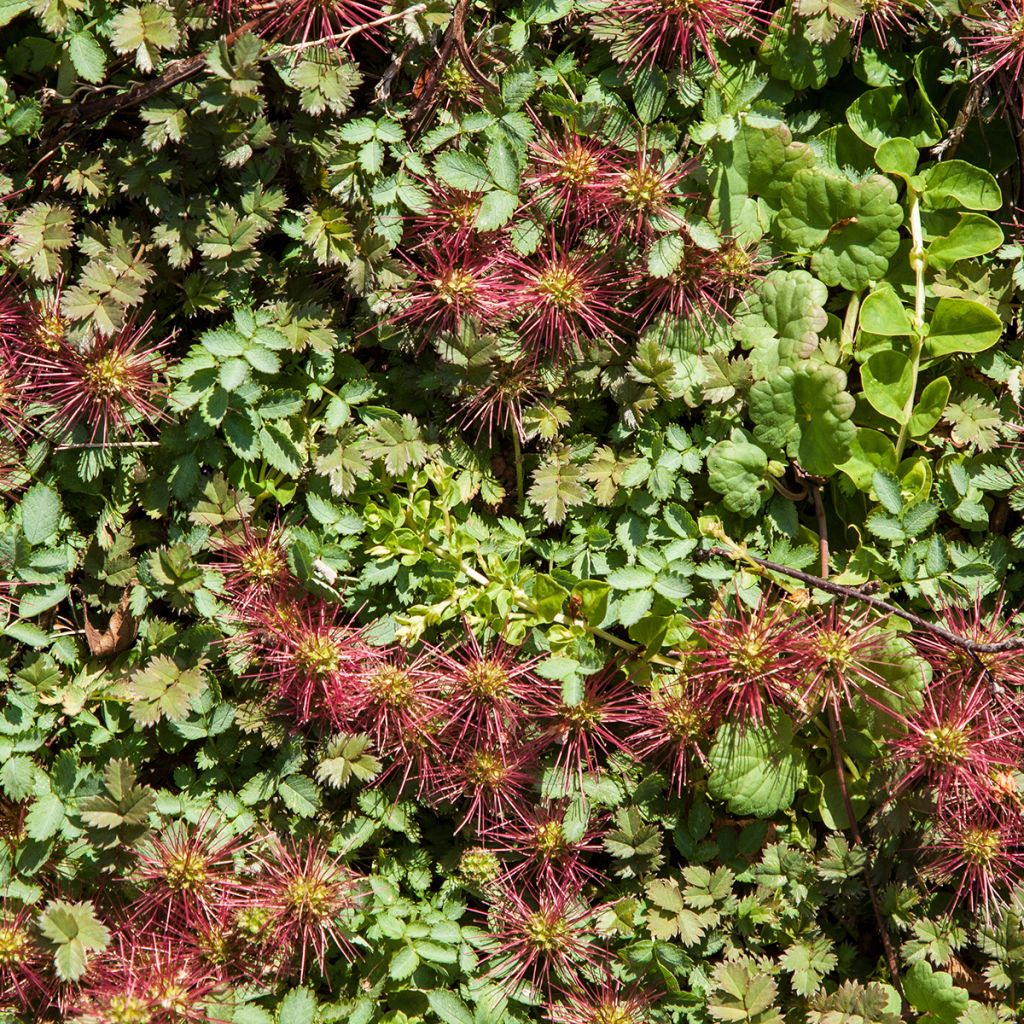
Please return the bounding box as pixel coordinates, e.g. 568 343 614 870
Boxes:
407 0 472 134
810 482 828 578
702 546 1024 655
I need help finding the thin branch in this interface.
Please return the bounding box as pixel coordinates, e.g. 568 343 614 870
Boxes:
407 0 467 133
810 482 828 578
702 545 1024 654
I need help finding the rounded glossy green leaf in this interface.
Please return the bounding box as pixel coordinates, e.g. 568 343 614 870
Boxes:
874 137 919 180
924 297 1002 357
909 376 950 437
861 350 913 422
707 439 770 516
838 428 898 491
926 213 1004 267
918 160 1002 211
859 285 912 336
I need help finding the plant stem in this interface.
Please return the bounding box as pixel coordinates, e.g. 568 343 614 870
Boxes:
279 6 426 51
810 482 828 578
841 290 861 359
895 189 928 463
512 431 525 508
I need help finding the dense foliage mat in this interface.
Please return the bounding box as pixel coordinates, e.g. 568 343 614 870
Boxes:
1 0 1024 1021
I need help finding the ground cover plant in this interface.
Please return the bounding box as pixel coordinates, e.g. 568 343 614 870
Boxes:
1 0 1024 1020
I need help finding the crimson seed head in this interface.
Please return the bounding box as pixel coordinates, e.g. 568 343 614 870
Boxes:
481 875 607 995
405 183 483 250
687 600 807 725
503 237 624 364
24 314 168 445
214 0 385 50
855 0 919 48
211 516 291 616
924 805 1024 917
628 675 716 791
607 146 695 241
0 286 34 442
131 815 251 930
246 591 377 728
480 802 606 887
454 358 548 444
251 834 364 981
887 676 1023 807
634 242 731 337
548 976 654 1024
604 0 763 73
0 902 50 1018
391 245 509 342
429 630 542 750
966 0 1024 110
531 665 637 790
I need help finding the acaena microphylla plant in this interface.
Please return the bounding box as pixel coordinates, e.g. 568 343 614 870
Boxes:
454 358 549 444
606 145 695 242
0 285 32 442
249 834 365 982
0 901 51 1019
209 516 291 616
687 598 808 726
71 932 226 1024
886 675 1024 807
627 675 717 792
129 815 252 930
479 802 607 887
922 804 1024 918
634 242 731 337
23 314 169 445
479 873 608 995
404 183 484 252
429 741 538 832
213 0 384 49
390 246 509 343
855 0 920 48
502 236 624 364
966 0 1024 111
530 665 637 790
243 590 378 727
602 0 763 72
428 630 542 750
547 975 655 1024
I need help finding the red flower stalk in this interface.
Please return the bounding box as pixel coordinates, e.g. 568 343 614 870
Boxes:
453 358 548 444
72 933 226 1024
525 129 622 230
216 0 384 50
607 0 763 73
530 665 637 790
249 834 365 981
886 676 1023 806
605 146 695 242
24 314 168 445
405 183 484 251
912 594 1024 692
131 815 251 930
479 802 606 887
503 237 624 364
547 975 654 1024
429 741 538 832
628 676 716 791
854 0 919 48
0 902 51 1019
245 591 377 727
687 600 808 725
791 606 895 721
0 286 34 442
210 516 291 616
390 245 509 341
428 630 543 750
966 0 1024 111
480 875 607 994
923 805 1024 917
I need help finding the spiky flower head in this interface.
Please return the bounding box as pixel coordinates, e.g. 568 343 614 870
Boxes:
0 284 33 442
530 665 637 790
213 0 385 51
887 676 1023 807
634 242 731 337
210 516 291 616
923 805 1024 917
245 591 377 728
429 630 543 750
454 358 548 444
404 183 483 251
603 0 763 73
503 236 624 364
628 674 716 791
480 875 607 994
24 314 168 445
250 834 365 981
607 144 695 241
855 0 920 48
131 815 251 930
547 976 654 1024
687 599 807 725
966 0 1024 112
0 901 50 1018
459 846 502 888
480 802 606 887
391 246 509 342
